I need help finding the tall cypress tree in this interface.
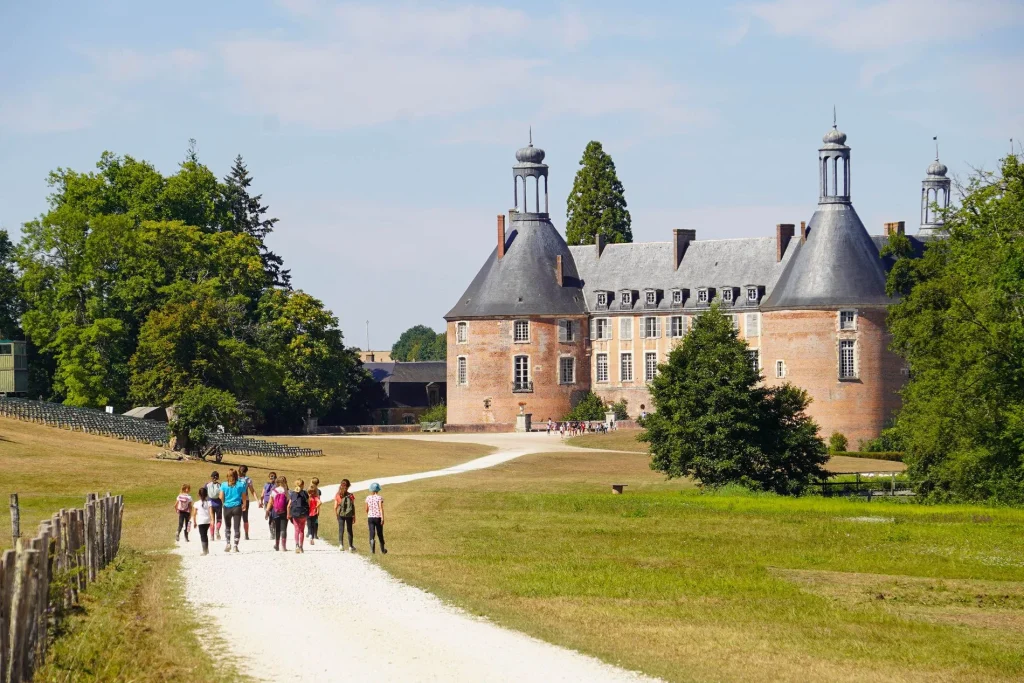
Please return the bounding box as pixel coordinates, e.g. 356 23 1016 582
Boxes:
221 155 291 288
565 141 632 246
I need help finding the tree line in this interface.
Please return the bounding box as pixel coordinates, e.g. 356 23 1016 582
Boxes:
0 143 378 434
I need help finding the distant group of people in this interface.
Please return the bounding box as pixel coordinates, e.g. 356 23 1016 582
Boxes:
172 465 387 555
545 419 616 438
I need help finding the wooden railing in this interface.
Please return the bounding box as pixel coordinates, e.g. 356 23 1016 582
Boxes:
1 493 124 683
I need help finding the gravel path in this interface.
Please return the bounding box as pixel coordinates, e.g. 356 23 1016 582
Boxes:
174 440 658 682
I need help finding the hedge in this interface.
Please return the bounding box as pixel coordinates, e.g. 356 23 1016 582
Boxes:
833 451 904 462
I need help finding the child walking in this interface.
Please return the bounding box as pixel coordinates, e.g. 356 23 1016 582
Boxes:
262 472 277 536
269 475 289 551
334 479 355 552
174 484 193 542
306 482 321 546
366 482 386 554
288 478 310 554
192 486 212 555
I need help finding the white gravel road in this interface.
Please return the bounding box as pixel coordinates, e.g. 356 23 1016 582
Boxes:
174 435 658 682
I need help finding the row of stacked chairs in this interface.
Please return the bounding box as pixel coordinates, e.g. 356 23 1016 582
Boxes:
0 397 323 458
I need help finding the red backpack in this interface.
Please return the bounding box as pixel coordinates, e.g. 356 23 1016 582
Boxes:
272 489 288 515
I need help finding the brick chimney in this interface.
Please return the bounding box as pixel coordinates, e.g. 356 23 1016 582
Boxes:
555 255 563 286
595 232 606 258
776 223 795 262
799 220 808 244
497 214 506 259
884 221 906 236
673 229 696 270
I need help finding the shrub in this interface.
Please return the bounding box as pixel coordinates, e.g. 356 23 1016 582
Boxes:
834 451 904 462
170 385 245 451
421 402 446 424
563 391 607 421
828 431 848 454
610 398 629 421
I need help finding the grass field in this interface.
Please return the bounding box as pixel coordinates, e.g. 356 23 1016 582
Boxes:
353 449 1024 683
0 418 489 680
569 429 906 473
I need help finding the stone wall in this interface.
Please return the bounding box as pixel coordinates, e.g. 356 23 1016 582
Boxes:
447 316 590 425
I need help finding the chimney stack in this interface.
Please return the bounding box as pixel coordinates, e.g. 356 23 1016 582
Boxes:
800 220 808 243
497 214 506 259
884 221 906 237
673 229 696 270
776 224 795 262
555 255 563 286
595 232 606 258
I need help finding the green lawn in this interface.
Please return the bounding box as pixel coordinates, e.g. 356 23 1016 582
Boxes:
362 449 1024 683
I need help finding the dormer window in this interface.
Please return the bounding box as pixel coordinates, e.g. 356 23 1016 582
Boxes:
645 290 656 306
697 288 709 305
596 291 608 309
722 288 734 303
671 289 683 306
620 291 632 308
747 287 758 302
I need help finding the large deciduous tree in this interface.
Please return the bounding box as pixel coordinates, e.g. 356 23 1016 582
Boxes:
391 325 446 361
885 154 1024 503
565 141 632 246
641 304 827 494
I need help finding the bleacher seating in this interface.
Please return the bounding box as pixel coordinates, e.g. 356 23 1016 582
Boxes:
0 397 322 458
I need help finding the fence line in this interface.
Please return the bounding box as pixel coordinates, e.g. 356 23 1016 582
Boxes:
0 493 124 683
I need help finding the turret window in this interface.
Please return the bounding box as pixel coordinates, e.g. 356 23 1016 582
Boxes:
839 310 857 331
776 360 786 378
457 357 468 385
513 355 532 392
514 320 530 342
456 322 468 343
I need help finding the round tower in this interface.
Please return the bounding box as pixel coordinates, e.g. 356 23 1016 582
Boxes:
919 138 951 235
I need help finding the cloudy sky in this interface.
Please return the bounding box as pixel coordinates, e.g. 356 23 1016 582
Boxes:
1 0 1021 349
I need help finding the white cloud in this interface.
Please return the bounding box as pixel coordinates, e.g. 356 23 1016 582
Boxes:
737 0 1024 52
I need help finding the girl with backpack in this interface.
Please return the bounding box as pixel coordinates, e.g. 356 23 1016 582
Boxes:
174 484 192 542
269 475 290 552
306 482 321 546
191 486 213 555
206 471 223 540
287 478 310 554
333 479 355 552
262 472 277 535
366 482 387 554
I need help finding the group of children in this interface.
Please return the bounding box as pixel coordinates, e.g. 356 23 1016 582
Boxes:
173 466 388 555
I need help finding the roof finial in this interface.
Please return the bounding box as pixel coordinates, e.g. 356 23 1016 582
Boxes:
934 135 939 161
529 125 532 146
832 105 836 129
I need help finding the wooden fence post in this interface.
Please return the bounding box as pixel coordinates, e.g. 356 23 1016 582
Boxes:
9 494 19 548
0 549 14 683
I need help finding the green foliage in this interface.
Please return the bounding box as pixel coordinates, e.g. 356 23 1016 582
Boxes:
0 229 22 340
565 141 632 246
886 155 1024 503
834 451 905 462
641 304 828 494
563 391 607 421
860 426 905 453
220 154 289 288
391 325 446 361
169 385 245 449
610 398 629 421
828 431 849 454
421 402 447 424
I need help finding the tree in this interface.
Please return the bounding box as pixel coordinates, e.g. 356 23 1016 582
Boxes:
0 230 22 339
563 391 607 421
641 304 827 494
828 432 848 454
885 154 1024 503
391 325 445 361
169 385 246 452
565 141 632 246
220 155 290 288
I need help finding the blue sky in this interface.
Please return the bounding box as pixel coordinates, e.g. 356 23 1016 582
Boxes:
1 0 1021 349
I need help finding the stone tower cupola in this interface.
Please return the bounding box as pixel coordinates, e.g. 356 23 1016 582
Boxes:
919 137 951 235
513 128 549 216
819 110 851 205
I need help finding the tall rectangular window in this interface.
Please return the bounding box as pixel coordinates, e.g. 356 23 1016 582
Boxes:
514 354 531 390
457 356 467 385
644 352 658 381
669 315 685 338
746 349 760 373
456 321 468 343
596 353 609 382
729 314 739 331
559 357 575 385
839 340 856 379
643 316 660 338
620 352 633 382
558 319 575 342
594 318 611 340
745 313 760 337
619 317 633 341
514 320 530 342
839 310 857 330
776 360 785 378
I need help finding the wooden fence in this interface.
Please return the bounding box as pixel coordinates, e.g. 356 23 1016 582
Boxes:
1 493 124 683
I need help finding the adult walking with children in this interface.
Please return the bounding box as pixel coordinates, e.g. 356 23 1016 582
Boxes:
220 469 248 553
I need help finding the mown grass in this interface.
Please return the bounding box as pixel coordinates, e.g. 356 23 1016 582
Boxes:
0 418 489 681
364 449 1024 683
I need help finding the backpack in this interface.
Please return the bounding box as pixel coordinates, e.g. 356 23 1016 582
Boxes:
207 482 222 507
272 489 288 516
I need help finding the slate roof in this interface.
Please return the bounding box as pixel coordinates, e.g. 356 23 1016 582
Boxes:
569 237 796 312
364 362 395 383
388 361 447 384
445 214 588 320
761 203 891 310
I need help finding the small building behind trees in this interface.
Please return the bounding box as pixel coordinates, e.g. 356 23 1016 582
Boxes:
365 361 447 424
0 340 28 395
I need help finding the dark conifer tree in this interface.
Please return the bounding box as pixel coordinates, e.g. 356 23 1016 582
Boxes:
221 155 291 288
